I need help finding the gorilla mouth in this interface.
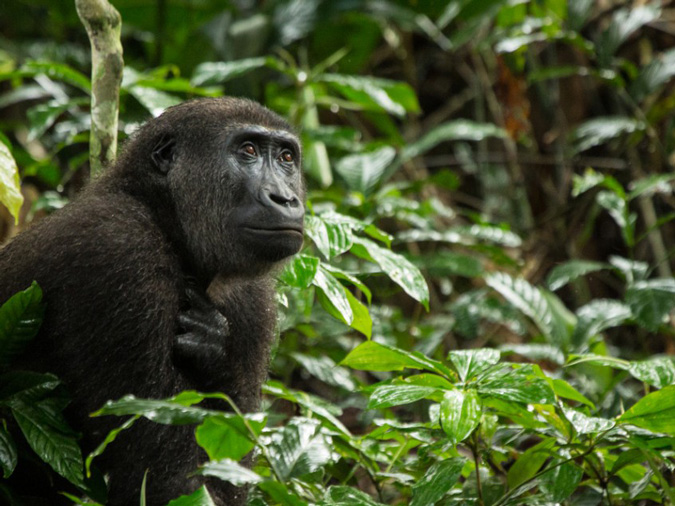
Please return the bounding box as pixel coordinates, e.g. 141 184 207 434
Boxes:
243 226 303 237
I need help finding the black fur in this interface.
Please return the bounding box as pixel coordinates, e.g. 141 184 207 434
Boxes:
0 98 305 505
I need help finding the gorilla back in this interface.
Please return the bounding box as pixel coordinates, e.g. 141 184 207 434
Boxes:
0 98 305 505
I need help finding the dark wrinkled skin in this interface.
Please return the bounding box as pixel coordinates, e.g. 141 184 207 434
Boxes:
0 98 305 505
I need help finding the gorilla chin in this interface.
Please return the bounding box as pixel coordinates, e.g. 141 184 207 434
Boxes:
241 226 304 262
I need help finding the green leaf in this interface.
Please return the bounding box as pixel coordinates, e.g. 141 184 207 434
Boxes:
20 60 91 93
368 384 439 409
352 237 429 310
410 458 465 506
507 438 555 488
0 425 17 478
313 265 352 325
92 395 213 425
321 486 386 505
341 341 450 376
619 385 675 435
305 214 354 259
196 414 266 462
0 139 23 225
485 273 564 345
401 120 506 161
279 254 319 288
563 407 614 435
539 460 584 504
628 358 675 389
266 417 335 480
198 458 263 486
596 5 660 64
596 190 635 246
448 349 500 382
191 57 271 86
126 83 182 117
571 116 644 153
626 278 675 332
26 99 86 141
439 389 481 445
291 353 356 391
334 146 396 195
630 48 675 102
11 398 84 487
258 481 308 506
628 172 675 200
546 260 608 291
571 299 632 349
501 344 565 366
322 263 372 304
320 74 419 117
551 379 595 408
0 281 44 367
166 486 217 506
479 365 556 405
86 416 138 477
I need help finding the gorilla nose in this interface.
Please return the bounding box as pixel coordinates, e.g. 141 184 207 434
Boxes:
261 187 304 220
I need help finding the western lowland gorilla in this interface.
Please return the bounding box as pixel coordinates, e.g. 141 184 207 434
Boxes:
0 98 305 505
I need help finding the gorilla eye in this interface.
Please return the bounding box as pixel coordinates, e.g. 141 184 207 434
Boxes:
279 151 294 163
241 143 257 156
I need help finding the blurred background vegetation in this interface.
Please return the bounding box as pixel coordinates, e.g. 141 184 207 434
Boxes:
2 0 675 504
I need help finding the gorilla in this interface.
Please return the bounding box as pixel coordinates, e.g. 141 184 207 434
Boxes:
0 97 305 505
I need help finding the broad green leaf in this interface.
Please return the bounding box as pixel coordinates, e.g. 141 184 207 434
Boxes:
368 384 439 409
410 458 465 506
628 358 675 389
500 344 565 366
263 381 350 436
334 146 396 195
631 47 675 101
305 214 354 259
0 371 60 402
609 255 649 282
596 190 635 246
401 120 506 161
344 289 372 338
551 379 595 408
266 417 335 480
198 458 263 486
279 254 319 288
0 425 17 478
291 353 356 390
20 60 91 92
626 278 675 332
258 481 308 506
0 281 44 367
507 438 555 488
11 398 84 487
479 365 555 405
448 349 500 382
321 486 386 505
439 389 481 445
563 407 614 435
313 265 352 325
0 139 23 225
191 57 271 86
352 237 429 310
619 385 675 435
596 5 660 64
196 414 266 462
341 341 450 376
320 74 419 117
546 260 608 291
127 85 182 117
485 273 564 345
166 486 217 506
92 395 214 425
571 116 644 153
539 461 583 502
322 263 372 304
628 172 675 200
571 299 632 349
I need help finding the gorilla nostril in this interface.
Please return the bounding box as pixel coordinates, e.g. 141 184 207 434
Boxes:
270 193 297 207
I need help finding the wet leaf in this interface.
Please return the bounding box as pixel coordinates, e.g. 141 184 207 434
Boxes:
440 389 481 445
0 281 44 368
198 458 263 486
619 385 675 435
0 139 23 225
368 384 439 409
546 260 608 291
626 278 675 332
410 458 465 506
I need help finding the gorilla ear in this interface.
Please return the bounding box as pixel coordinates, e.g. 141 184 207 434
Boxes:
151 136 176 174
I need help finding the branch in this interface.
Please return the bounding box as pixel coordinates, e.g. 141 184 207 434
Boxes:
75 0 123 176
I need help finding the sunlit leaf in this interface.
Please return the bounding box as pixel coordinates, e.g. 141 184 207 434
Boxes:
313 265 352 325
20 60 91 92
626 278 675 332
619 385 675 435
279 254 319 288
563 407 614 435
551 379 595 408
341 341 450 376
196 414 266 462
479 365 555 405
596 5 661 64
440 389 481 445
448 349 500 382
191 57 271 86
198 458 263 486
0 139 23 225
368 384 439 409
628 358 675 389
292 353 356 391
334 146 396 195
166 485 217 506
410 458 465 506
571 299 632 349
571 116 644 153
628 173 675 200
401 120 506 160
630 48 675 101
305 214 354 259
546 260 608 291
92 395 214 425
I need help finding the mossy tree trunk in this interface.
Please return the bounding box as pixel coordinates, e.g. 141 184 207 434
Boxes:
75 0 123 176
